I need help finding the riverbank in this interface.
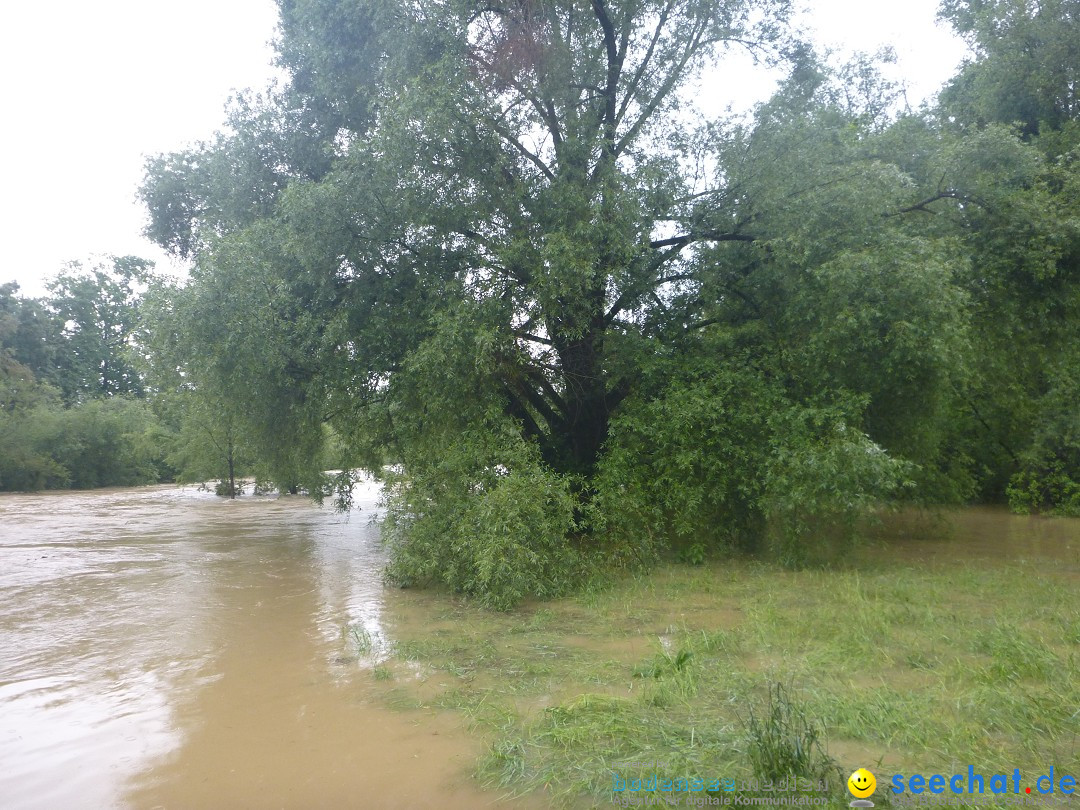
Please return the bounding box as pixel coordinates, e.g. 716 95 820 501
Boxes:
368 508 1080 808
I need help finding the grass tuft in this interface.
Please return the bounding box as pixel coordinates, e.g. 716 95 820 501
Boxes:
743 681 838 785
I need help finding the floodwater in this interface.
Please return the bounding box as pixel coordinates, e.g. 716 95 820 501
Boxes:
0 482 530 810
3 489 1079 810
869 504 1080 573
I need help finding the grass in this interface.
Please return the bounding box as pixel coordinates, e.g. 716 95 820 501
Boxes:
744 681 839 786
345 623 374 655
358 518 1080 809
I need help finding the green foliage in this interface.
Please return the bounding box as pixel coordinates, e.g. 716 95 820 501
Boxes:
1006 357 1080 516
634 646 696 684
778 236 970 467
160 386 252 497
0 270 170 492
0 396 166 491
931 0 1080 510
0 282 60 391
383 425 583 611
43 398 166 489
140 0 799 499
762 405 909 567
594 360 777 559
1007 468 1080 517
130 0 1080 603
0 404 69 491
595 352 911 568
139 251 333 498
370 302 591 606
939 0 1080 147
45 256 154 403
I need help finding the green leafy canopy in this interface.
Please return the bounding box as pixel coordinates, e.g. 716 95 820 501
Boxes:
137 0 1080 603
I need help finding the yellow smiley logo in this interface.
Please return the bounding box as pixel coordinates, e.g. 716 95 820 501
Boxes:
848 768 876 798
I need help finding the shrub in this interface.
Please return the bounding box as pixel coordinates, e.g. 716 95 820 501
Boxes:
382 430 583 610
1007 360 1080 516
595 361 907 568
0 396 166 491
763 404 909 567
593 363 778 561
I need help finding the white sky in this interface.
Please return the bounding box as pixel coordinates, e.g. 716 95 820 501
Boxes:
0 0 969 299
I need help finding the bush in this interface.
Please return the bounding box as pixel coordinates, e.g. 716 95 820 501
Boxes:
0 409 69 490
382 428 583 610
763 404 909 567
595 360 907 568
46 398 166 489
593 363 778 561
1007 465 1080 517
0 396 166 491
1006 361 1080 516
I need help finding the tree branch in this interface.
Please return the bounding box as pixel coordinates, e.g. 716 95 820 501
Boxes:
523 363 569 418
466 52 564 150
506 367 566 430
614 20 707 158
590 0 623 154
487 118 556 181
512 329 556 346
615 0 675 127
892 189 991 215
649 230 755 249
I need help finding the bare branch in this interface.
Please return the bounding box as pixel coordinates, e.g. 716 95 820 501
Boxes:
488 118 556 180
512 329 556 346
655 272 698 285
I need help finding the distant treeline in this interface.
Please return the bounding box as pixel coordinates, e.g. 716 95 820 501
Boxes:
0 259 337 496
0 260 168 490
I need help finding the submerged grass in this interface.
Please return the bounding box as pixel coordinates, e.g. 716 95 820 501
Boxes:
361 524 1080 809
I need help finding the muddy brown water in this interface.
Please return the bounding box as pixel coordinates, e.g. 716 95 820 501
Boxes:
0 483 534 810
869 505 1080 573
2 488 1079 810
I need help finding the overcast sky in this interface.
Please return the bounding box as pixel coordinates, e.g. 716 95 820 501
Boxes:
0 0 968 299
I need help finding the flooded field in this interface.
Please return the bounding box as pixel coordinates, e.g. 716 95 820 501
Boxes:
2 486 1078 809
0 483 533 810
867 504 1080 569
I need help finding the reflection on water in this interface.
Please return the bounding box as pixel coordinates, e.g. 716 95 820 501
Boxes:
0 483 509 810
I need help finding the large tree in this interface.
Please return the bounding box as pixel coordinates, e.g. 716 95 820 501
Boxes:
146 0 797 471
141 0 994 601
0 275 168 492
939 0 1080 147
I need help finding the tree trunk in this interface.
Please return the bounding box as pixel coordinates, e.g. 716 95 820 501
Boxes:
551 299 610 476
227 439 237 499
